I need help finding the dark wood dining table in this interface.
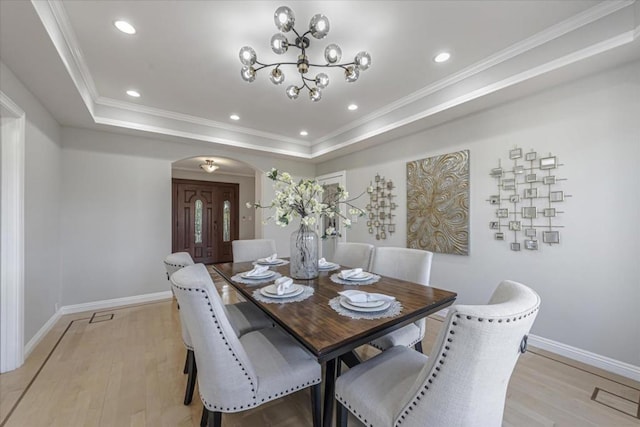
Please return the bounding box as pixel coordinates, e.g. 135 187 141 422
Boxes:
212 260 457 427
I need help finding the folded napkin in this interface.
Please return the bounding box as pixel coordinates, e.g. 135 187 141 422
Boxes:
275 276 294 295
318 258 331 267
259 253 278 263
339 290 395 304
245 265 270 277
340 268 363 279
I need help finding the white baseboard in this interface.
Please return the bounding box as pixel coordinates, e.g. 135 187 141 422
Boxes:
24 291 173 358
24 310 62 358
59 291 173 315
528 334 640 382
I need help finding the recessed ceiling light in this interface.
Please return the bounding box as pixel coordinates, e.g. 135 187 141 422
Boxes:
126 90 140 98
347 104 358 111
299 130 308 136
114 20 136 35
434 52 451 63
230 114 240 120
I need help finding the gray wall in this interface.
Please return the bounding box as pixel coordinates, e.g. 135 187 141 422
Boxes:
59 126 313 305
317 61 640 366
1 61 62 343
60 145 171 304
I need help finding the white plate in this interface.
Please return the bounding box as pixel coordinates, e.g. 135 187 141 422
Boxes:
343 298 387 308
339 297 391 312
339 271 372 281
260 284 304 298
318 262 338 270
241 270 276 279
256 259 283 265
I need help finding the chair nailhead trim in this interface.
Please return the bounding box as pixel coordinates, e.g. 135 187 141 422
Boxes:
394 304 540 425
173 282 258 409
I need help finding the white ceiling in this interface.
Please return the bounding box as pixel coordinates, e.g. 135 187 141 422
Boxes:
1 1 638 171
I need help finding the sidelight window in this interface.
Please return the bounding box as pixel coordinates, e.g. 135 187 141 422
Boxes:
195 199 203 244
223 200 231 242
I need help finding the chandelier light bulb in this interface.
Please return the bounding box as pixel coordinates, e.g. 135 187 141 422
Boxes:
274 6 295 32
237 6 371 101
315 73 329 89
286 85 300 100
345 66 360 83
324 44 342 64
241 66 256 82
239 46 257 66
309 14 330 39
270 68 285 85
354 51 371 70
309 88 322 102
271 33 289 54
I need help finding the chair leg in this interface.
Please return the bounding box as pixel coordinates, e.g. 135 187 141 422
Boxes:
414 341 423 353
310 383 321 427
211 411 222 427
184 351 198 405
336 400 348 427
183 349 191 374
200 407 209 427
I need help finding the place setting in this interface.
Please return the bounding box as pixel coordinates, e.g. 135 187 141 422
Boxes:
318 257 340 272
252 253 289 267
329 289 402 320
231 264 282 285
253 276 314 304
330 267 380 286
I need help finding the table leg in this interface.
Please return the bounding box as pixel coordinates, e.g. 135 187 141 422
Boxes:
340 350 362 369
322 358 337 427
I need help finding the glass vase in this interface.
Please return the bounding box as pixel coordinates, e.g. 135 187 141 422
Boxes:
289 223 319 280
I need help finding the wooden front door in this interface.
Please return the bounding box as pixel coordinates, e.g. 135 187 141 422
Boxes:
172 179 238 263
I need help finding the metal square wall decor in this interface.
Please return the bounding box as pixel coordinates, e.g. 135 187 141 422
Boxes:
488 147 570 252
407 150 469 255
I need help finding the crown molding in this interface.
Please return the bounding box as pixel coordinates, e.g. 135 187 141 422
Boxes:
93 115 313 159
311 29 638 158
312 0 635 146
94 96 309 147
31 0 638 160
30 0 98 115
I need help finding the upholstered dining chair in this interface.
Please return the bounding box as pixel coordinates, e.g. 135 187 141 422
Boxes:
163 253 273 405
331 242 375 270
171 264 322 427
335 280 541 427
369 247 433 353
164 251 195 279
231 239 277 263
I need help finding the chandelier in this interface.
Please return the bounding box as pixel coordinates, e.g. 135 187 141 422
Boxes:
200 160 219 173
238 6 371 102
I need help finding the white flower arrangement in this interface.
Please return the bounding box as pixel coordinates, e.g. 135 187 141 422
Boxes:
247 168 366 238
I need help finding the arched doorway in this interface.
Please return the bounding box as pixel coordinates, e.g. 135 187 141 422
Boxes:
171 156 258 263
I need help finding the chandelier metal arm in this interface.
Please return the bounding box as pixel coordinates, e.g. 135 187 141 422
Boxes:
307 62 355 70
253 61 298 72
254 61 355 72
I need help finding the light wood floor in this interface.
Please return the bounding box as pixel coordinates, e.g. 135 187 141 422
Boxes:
1 284 639 427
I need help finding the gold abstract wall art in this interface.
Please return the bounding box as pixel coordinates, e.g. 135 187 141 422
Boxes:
407 150 469 255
